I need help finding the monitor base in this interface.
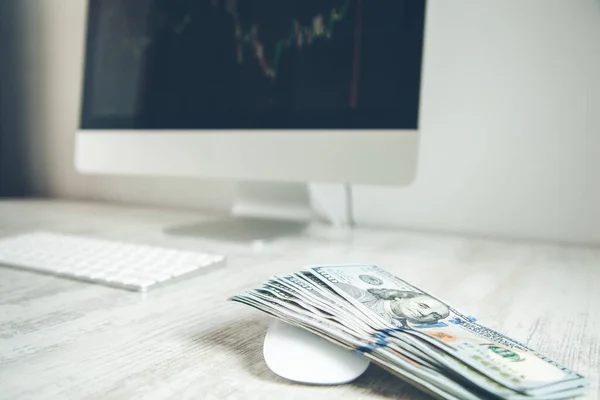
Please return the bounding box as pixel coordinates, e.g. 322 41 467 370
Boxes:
164 216 308 243
164 181 353 243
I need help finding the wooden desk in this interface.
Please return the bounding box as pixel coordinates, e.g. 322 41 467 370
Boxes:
0 200 598 399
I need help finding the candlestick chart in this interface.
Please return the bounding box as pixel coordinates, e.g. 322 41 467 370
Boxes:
218 0 353 80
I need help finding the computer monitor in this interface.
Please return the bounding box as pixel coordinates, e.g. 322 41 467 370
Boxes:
75 0 426 225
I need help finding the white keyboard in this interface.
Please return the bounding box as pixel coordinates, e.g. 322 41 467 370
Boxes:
0 232 225 291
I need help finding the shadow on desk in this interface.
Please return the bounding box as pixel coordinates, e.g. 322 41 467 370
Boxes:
164 217 308 243
192 315 280 384
192 315 427 398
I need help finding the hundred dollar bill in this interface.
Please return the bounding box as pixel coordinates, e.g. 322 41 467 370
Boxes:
309 265 587 396
231 277 586 400
232 290 487 400
278 275 468 370
263 279 442 370
238 284 556 400
268 277 576 400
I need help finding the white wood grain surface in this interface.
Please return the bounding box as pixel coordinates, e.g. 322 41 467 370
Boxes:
0 200 598 399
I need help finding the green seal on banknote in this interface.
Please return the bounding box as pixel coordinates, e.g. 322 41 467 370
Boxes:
489 345 524 362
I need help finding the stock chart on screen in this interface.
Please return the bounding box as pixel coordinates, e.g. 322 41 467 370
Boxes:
81 0 426 129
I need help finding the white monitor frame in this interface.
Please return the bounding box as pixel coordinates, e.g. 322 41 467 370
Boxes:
75 130 418 186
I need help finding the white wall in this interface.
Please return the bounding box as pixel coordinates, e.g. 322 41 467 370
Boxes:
355 0 600 244
15 0 600 244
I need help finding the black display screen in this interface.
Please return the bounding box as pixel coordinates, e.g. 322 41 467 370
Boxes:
80 0 426 130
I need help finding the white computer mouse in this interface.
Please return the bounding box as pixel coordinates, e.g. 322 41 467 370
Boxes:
263 320 370 385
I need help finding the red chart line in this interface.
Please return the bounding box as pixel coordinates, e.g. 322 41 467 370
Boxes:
349 0 363 109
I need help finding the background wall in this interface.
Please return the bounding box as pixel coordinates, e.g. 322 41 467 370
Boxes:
0 2 30 196
8 0 600 244
354 0 600 244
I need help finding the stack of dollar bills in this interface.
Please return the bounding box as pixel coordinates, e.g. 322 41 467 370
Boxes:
230 265 587 399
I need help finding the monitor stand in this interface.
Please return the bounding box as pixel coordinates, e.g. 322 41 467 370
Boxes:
164 181 353 243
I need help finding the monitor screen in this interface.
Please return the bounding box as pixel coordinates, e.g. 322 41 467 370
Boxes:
80 0 425 130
